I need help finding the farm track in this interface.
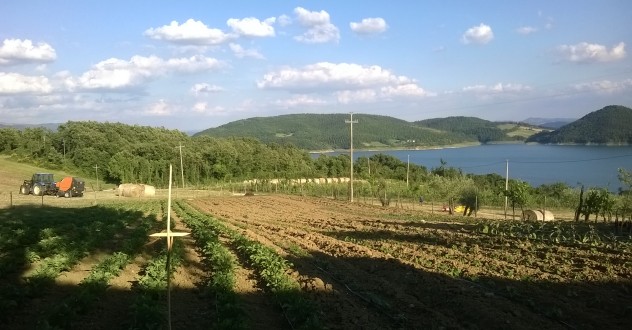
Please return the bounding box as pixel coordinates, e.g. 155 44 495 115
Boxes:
190 194 632 330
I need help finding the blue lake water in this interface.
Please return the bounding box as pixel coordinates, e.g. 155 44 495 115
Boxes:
315 144 632 191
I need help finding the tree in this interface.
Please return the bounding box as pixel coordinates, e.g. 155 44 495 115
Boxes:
505 180 530 219
458 186 479 216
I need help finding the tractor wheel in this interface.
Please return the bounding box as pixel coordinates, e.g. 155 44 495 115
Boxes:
20 185 27 195
33 185 42 196
64 191 71 198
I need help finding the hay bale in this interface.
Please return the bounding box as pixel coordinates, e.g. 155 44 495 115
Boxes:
116 183 155 197
142 185 156 197
524 209 555 221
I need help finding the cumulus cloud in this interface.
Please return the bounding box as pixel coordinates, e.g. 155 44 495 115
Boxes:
461 23 494 45
293 7 340 43
229 43 264 59
258 62 432 105
257 62 414 91
0 39 57 65
557 42 626 63
191 83 224 95
145 99 172 116
144 19 232 45
350 17 388 35
227 17 276 37
0 72 53 94
74 55 223 91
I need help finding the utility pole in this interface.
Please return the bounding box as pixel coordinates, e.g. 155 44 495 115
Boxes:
345 113 358 202
407 154 410 188
62 139 66 159
175 143 185 189
504 159 509 220
368 157 370 177
94 165 99 191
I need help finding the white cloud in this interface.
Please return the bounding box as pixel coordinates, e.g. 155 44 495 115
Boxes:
192 102 227 115
191 83 224 95
145 99 172 116
229 43 264 59
335 89 377 104
381 83 432 98
572 79 632 94
144 19 232 45
227 17 276 37
0 72 53 94
0 39 57 65
274 95 327 108
74 55 223 90
350 17 388 35
516 26 538 35
461 23 494 45
557 42 626 63
293 7 340 43
277 14 292 27
257 62 414 91
462 83 532 94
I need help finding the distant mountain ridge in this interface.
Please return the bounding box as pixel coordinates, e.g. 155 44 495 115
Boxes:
0 122 61 131
194 113 536 150
522 117 575 129
526 105 632 144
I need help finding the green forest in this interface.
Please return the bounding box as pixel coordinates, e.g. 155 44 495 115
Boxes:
1 119 631 222
526 105 632 144
195 113 530 150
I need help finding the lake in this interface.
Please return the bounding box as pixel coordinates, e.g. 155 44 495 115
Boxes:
314 144 632 191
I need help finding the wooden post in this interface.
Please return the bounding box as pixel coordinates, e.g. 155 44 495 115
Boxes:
41 194 44 207
149 165 189 330
10 191 13 208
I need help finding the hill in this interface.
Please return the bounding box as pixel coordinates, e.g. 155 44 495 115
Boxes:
522 117 575 129
526 105 632 144
194 114 531 150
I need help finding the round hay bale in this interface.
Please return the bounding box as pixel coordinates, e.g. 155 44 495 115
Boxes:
142 184 156 197
524 209 543 221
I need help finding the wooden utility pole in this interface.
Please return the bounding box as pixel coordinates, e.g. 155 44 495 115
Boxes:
175 143 185 189
504 159 509 220
406 154 410 188
345 113 358 202
94 164 99 203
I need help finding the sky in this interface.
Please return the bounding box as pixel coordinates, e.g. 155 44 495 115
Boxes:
1 1 631 132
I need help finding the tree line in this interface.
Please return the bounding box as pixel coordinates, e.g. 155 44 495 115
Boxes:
1 120 630 222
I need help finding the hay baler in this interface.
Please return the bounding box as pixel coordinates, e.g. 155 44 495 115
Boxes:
56 177 85 198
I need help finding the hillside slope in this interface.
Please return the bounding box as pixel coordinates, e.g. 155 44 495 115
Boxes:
526 105 632 144
194 113 530 150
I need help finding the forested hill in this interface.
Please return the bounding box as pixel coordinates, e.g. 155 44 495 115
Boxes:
526 105 632 144
194 113 527 150
414 116 509 143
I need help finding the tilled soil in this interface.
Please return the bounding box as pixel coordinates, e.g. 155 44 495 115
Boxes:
189 194 632 330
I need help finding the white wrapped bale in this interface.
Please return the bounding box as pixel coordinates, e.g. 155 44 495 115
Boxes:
116 183 155 197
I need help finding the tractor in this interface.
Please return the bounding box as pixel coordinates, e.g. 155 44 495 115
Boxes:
55 176 85 198
19 173 59 196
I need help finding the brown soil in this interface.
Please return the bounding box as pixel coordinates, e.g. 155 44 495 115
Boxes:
2 194 629 329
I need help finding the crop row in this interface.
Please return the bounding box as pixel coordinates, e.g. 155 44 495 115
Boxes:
0 201 165 326
174 201 321 329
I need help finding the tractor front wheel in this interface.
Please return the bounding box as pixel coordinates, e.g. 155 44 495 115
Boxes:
33 185 42 196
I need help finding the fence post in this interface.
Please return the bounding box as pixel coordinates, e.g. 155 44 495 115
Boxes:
41 194 44 207
10 191 13 208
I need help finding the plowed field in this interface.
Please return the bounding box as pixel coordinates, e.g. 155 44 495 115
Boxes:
1 194 630 329
189 194 631 330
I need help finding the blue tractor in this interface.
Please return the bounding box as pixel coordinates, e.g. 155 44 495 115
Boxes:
19 173 59 196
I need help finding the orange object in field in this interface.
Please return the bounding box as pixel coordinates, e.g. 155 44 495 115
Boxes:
56 176 75 191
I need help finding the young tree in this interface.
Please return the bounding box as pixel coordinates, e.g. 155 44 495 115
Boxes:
505 180 530 219
458 186 479 216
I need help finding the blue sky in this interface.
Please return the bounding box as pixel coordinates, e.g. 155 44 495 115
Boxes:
1 1 631 131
